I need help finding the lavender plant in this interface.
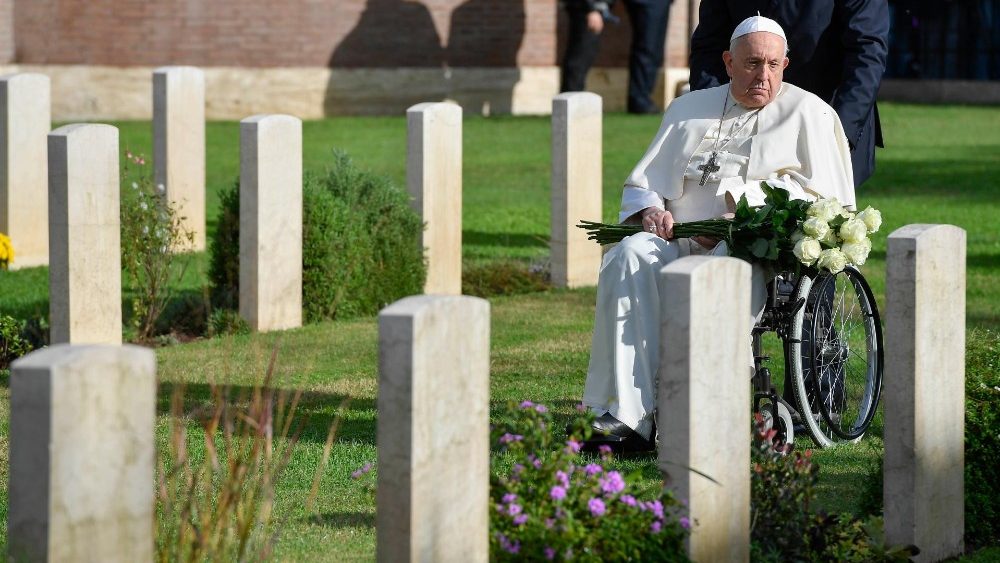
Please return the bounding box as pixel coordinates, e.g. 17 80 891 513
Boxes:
490 402 688 562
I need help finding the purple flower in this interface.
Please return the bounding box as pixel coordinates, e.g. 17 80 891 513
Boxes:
680 516 691 529
512 463 525 475
598 444 613 456
499 433 523 444
350 462 373 479
519 400 535 409
513 514 528 526
650 520 662 533
599 471 625 495
583 463 603 476
495 532 521 555
565 439 582 454
502 493 517 504
507 503 522 516
588 497 606 517
545 518 555 529
550 486 567 501
495 503 504 512
533 458 543 469
649 500 665 519
576 403 587 412
544 547 556 560
535 404 548 413
619 494 637 507
555 470 570 488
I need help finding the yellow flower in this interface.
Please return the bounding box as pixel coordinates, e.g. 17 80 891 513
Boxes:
0 232 13 266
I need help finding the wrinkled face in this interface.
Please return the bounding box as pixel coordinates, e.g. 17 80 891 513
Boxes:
722 32 789 108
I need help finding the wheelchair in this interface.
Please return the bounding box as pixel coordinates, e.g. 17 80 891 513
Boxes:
752 266 884 448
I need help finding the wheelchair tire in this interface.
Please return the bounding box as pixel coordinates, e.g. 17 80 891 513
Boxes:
806 266 883 443
786 273 837 447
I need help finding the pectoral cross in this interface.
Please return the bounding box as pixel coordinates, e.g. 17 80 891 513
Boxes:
698 152 720 186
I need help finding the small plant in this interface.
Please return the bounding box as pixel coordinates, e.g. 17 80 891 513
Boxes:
462 260 549 297
120 151 195 342
156 343 344 560
490 402 688 561
749 415 916 561
0 315 32 369
0 231 13 270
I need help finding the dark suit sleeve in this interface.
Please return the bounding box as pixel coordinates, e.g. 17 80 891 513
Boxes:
688 0 733 90
832 0 889 148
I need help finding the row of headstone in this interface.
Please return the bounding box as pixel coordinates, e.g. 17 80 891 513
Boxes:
42 114 301 344
0 67 207 274
3 71 604 296
406 92 604 294
7 223 967 561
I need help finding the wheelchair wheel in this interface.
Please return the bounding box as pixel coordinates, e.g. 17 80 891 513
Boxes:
791 266 883 447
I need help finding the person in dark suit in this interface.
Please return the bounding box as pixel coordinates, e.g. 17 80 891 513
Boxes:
561 0 674 114
688 1 889 186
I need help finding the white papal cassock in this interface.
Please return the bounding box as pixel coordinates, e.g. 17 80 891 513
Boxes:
583 83 855 440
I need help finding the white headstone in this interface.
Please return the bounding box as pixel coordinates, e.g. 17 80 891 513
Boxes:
377 295 490 562
551 92 602 288
48 123 122 344
9 344 156 561
407 102 462 295
657 255 751 562
239 114 303 332
153 66 206 251
884 223 966 561
1 73 50 269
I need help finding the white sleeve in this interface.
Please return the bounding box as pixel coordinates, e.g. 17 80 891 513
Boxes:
716 173 817 208
619 186 664 223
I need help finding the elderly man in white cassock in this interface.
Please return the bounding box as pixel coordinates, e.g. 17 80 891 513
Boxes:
581 15 856 449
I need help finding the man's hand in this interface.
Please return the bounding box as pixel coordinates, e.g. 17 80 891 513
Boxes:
586 11 604 34
690 212 733 248
641 207 674 239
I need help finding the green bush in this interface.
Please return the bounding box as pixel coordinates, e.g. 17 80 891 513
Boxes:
208 178 241 309
210 151 425 323
965 329 1000 549
750 416 915 561
854 329 1000 550
0 315 32 369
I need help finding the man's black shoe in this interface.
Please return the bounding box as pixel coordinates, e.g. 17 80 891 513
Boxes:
584 413 655 453
591 413 634 438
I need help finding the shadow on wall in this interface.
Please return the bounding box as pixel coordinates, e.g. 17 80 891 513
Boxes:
325 0 525 116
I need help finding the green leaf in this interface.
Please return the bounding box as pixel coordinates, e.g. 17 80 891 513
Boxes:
750 238 770 258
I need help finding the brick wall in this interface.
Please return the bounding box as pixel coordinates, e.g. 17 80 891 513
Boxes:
12 0 695 69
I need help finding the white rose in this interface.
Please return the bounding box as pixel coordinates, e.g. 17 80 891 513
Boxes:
839 218 868 243
793 237 822 265
802 217 830 240
857 206 882 233
841 238 872 266
816 248 849 274
806 198 844 223
821 228 839 247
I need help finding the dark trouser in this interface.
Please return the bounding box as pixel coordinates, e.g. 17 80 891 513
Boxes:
623 0 671 113
561 5 602 92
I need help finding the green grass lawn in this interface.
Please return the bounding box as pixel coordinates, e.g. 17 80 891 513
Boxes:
1 103 998 559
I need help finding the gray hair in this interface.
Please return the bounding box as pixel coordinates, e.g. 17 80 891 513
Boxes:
729 33 790 56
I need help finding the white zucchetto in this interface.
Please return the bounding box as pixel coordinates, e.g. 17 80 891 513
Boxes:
730 15 787 44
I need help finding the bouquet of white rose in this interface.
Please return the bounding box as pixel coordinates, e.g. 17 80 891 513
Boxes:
577 182 882 275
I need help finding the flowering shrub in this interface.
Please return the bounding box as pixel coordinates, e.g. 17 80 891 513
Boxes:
490 401 688 562
750 415 916 561
120 151 194 342
0 231 13 269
